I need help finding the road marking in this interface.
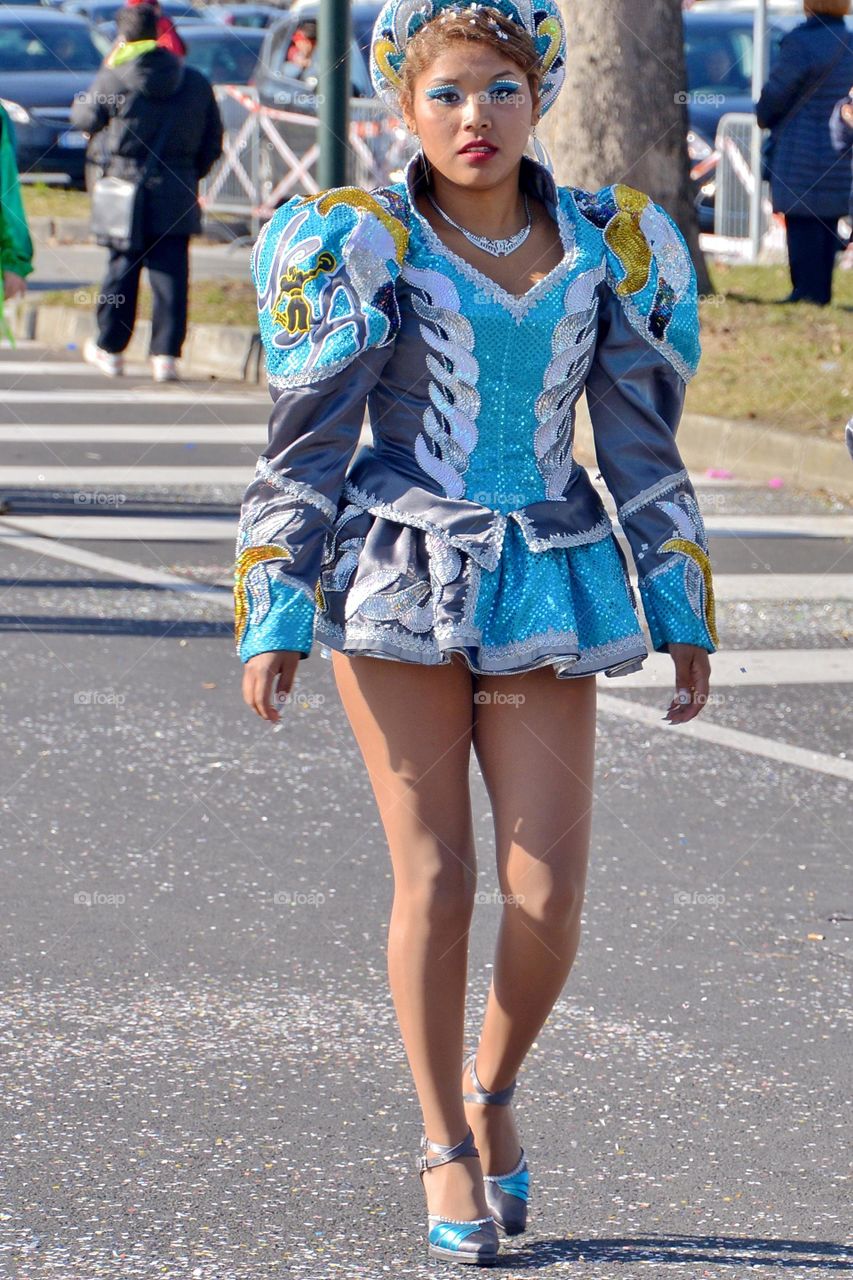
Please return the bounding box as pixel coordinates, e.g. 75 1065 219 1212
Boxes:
0 529 232 602
0 425 266 443
702 574 853 601
0 467 259 486
0 360 166 377
2 508 853 560
0 515 237 541
597 693 853 781
697 515 853 538
0 389 266 404
604 648 853 687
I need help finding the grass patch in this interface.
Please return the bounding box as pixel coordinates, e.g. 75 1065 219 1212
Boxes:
22 183 90 220
40 279 257 328
691 262 853 440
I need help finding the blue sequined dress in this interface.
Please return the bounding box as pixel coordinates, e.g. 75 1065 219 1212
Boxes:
234 150 718 679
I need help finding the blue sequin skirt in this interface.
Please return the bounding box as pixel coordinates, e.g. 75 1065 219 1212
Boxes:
315 509 650 679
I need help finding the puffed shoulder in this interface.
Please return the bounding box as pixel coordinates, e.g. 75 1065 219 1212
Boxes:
569 182 701 382
251 185 411 388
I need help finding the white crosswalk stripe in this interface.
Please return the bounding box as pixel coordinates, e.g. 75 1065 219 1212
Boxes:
1 388 266 404
0 425 266 443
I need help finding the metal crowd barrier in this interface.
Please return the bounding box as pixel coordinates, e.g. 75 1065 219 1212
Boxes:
199 85 416 236
713 111 774 254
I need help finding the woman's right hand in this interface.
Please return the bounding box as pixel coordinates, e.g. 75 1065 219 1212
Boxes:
242 650 302 722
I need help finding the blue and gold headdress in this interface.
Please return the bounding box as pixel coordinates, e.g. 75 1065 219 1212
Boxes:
370 0 567 117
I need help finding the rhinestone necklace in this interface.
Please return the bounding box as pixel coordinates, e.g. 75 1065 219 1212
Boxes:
426 191 532 257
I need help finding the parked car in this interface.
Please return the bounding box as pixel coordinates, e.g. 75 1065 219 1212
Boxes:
203 4 287 29
683 5 853 229
253 0 378 110
176 20 264 83
0 6 109 185
69 0 209 28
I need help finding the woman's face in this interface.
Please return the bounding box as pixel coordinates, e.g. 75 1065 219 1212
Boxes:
401 39 539 189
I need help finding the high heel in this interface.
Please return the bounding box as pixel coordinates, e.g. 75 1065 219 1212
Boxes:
417 1125 500 1265
463 1052 530 1236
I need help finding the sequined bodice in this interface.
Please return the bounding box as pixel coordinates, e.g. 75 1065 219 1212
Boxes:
361 177 607 515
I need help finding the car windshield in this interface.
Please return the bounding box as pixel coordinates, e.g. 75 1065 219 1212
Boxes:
162 3 208 18
182 32 262 82
266 18 372 94
684 22 789 97
0 21 103 71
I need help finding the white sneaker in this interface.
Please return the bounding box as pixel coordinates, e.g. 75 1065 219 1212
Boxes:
83 338 123 377
151 355 178 383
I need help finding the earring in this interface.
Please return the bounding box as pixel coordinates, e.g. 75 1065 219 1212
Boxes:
531 124 553 173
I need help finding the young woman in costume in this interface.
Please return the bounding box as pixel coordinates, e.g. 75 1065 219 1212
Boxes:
235 0 718 1263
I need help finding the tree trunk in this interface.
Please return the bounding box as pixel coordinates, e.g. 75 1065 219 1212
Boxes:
541 0 712 295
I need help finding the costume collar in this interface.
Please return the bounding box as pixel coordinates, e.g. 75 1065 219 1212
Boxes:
403 147 560 218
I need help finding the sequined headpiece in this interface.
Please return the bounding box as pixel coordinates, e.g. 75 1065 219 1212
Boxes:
370 0 567 117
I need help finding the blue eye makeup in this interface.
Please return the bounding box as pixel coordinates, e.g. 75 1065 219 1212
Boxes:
424 83 460 102
423 79 523 104
489 79 522 98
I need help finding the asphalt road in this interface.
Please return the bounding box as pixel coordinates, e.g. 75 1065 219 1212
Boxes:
0 343 851 1280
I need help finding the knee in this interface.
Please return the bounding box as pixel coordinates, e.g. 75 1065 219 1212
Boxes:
394 860 477 927
509 874 585 933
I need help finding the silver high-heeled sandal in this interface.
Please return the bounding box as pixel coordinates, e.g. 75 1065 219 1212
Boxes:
417 1124 500 1265
463 1052 530 1235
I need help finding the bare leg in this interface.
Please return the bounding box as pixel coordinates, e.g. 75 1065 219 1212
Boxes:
331 650 489 1221
466 668 597 1173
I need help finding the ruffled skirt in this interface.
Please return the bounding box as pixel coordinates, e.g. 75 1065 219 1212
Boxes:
314 506 650 679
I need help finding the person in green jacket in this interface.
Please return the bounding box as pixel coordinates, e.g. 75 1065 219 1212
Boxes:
0 102 35 346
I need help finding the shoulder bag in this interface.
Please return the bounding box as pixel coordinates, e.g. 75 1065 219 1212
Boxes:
89 114 172 252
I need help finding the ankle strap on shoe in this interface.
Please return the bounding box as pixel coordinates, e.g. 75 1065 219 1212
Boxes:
463 1052 517 1105
417 1124 479 1174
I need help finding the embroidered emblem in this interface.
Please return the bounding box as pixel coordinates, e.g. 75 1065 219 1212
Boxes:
571 183 699 378
233 504 307 648
653 495 718 646
234 543 293 648
272 250 337 334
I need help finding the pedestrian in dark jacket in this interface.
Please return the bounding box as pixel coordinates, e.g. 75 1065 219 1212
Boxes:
71 3 223 380
756 0 853 305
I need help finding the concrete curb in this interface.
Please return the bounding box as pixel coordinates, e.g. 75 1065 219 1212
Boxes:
9 302 263 384
7 300 852 500
572 399 853 502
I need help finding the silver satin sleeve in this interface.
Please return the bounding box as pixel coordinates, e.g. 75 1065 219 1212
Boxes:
584 283 718 654
234 344 395 662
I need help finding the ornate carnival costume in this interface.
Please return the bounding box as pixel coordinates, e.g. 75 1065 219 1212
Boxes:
233 0 718 685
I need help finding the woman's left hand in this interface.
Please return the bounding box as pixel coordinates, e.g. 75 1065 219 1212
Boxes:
663 643 711 724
